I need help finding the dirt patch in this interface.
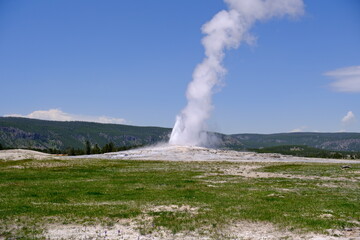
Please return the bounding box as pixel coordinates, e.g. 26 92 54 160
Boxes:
44 219 208 240
149 204 199 215
219 221 358 240
43 220 356 240
207 164 359 182
45 220 139 240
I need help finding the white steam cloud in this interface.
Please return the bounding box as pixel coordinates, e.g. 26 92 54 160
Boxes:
169 0 304 146
5 109 127 124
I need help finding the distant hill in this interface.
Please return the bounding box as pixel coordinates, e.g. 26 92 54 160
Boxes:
0 117 171 150
1 117 360 152
226 132 360 152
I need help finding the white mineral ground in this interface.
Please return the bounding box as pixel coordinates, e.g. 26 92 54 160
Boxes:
0 149 53 161
72 144 360 164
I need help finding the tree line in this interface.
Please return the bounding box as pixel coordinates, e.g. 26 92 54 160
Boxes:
252 145 360 160
55 141 143 156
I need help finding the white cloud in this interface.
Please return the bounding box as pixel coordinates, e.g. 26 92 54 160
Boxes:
325 65 360 92
290 126 307 133
341 111 356 125
5 109 126 124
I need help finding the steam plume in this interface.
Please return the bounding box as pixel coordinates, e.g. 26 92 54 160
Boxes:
170 0 304 146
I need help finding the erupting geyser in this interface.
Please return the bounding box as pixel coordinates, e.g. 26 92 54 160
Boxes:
169 0 304 147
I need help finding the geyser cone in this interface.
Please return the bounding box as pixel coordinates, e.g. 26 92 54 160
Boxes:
169 112 209 147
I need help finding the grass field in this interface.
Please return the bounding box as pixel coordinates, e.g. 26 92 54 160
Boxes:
0 158 359 239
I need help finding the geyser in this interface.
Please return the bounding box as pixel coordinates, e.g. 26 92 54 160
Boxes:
169 0 304 146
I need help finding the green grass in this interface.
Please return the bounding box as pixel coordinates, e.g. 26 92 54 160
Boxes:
259 163 360 178
0 159 359 238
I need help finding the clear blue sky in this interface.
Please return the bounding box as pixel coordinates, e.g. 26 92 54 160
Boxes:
1 0 359 133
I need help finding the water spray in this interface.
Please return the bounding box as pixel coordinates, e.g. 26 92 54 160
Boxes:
170 0 304 146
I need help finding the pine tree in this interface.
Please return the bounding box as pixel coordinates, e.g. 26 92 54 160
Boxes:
92 144 101 154
101 142 115 153
85 140 91 155
68 147 76 156
108 142 114 152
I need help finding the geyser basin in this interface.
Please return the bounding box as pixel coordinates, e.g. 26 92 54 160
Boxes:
78 144 360 164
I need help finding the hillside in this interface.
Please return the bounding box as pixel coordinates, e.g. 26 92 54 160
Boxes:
1 117 360 152
227 132 360 152
0 117 171 150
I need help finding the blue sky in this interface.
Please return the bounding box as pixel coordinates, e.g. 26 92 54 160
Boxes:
0 0 359 134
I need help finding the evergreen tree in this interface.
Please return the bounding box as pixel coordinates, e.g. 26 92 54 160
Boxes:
75 148 85 155
102 142 115 153
92 144 101 154
68 147 76 156
108 142 115 152
85 140 91 155
0 143 3 150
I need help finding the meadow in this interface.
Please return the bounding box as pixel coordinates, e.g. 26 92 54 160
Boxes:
0 158 359 239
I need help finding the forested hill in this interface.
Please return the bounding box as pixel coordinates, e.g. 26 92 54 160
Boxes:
0 117 171 150
1 117 360 152
225 132 360 152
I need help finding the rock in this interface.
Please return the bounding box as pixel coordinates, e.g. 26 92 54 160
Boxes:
332 230 344 236
341 165 351 169
320 214 333 219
